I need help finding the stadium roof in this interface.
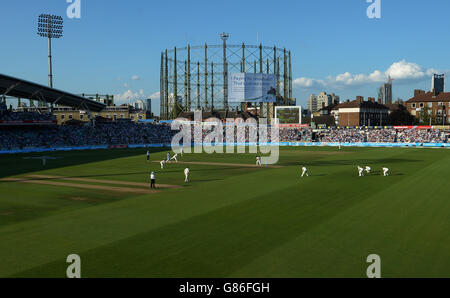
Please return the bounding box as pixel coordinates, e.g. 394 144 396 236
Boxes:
0 73 106 112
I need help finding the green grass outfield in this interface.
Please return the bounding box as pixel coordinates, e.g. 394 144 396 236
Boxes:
0 146 449 278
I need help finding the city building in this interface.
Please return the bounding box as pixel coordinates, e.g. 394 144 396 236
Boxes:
406 89 450 124
378 78 393 105
332 96 389 126
146 98 152 114
80 94 114 106
52 105 148 125
134 99 145 110
384 102 407 115
308 92 339 113
307 94 317 113
316 92 340 110
432 74 445 95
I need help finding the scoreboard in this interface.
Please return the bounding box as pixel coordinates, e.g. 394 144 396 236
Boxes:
275 106 302 124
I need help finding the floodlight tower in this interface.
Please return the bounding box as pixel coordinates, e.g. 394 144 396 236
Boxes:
221 32 229 110
37 14 64 88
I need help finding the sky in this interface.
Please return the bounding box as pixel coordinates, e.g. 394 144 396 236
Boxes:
1 0 450 115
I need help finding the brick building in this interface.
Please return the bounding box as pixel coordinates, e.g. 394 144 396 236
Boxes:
406 89 450 124
52 105 148 125
332 96 389 126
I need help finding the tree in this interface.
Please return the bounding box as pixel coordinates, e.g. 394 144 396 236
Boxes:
388 109 416 125
418 107 431 124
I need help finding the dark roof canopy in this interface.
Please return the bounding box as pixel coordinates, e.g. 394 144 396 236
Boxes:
0 73 106 112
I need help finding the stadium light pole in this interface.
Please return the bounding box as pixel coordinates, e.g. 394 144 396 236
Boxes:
37 14 64 88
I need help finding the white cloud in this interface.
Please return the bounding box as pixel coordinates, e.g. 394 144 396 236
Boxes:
292 77 325 89
386 60 427 80
114 89 146 104
293 60 444 90
131 75 141 81
114 90 161 105
149 91 160 99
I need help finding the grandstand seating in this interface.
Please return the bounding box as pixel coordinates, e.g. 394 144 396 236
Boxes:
0 122 448 151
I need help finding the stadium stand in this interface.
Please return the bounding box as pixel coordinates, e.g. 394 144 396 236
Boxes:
2 124 448 151
0 122 176 150
0 111 55 121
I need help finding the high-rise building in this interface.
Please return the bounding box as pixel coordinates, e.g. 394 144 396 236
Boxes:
307 94 317 113
134 99 145 110
308 92 340 113
432 74 445 94
329 93 340 105
378 78 393 105
316 92 340 110
146 98 152 114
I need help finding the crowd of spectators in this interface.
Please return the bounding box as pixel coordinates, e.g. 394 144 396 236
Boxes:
366 129 397 143
279 128 312 142
397 129 447 143
0 122 176 150
0 111 55 122
311 128 447 143
0 122 449 150
318 129 366 143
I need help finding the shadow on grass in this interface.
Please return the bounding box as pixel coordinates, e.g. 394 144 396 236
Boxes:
0 148 168 179
0 166 250 184
290 158 422 167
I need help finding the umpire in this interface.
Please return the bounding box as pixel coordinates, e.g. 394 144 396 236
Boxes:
150 171 156 189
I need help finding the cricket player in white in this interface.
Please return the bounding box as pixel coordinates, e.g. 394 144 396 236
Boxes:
301 167 309 177
150 171 156 189
180 147 184 156
146 150 150 162
171 153 178 162
383 167 390 176
358 166 364 177
256 156 262 166
365 166 371 174
160 160 165 169
184 167 190 182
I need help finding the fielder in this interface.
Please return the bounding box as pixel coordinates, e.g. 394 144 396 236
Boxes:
358 166 365 177
301 166 309 177
365 166 371 174
184 167 190 182
170 153 178 163
160 159 165 169
382 167 390 176
256 156 262 166
146 150 150 162
167 152 171 162
180 147 184 156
